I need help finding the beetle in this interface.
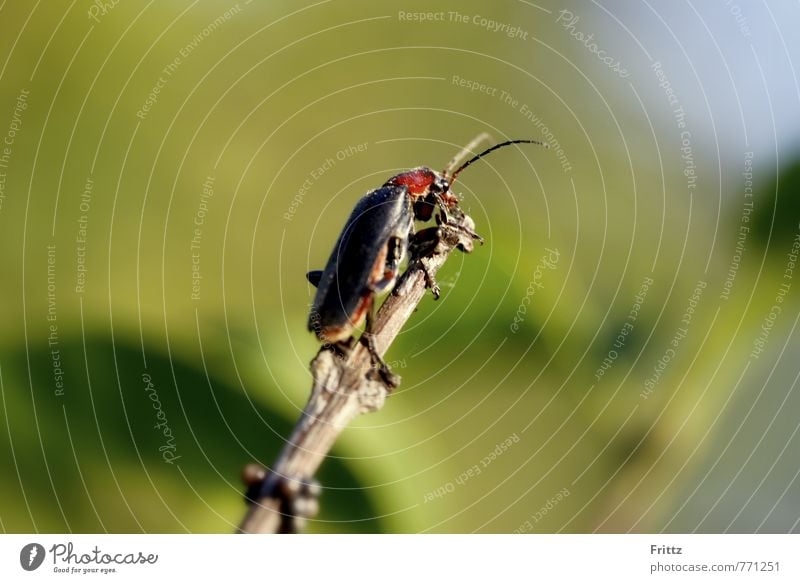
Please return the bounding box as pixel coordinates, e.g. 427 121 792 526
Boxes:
306 134 542 382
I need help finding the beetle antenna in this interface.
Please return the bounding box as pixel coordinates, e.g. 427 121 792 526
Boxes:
443 132 493 177
448 139 546 186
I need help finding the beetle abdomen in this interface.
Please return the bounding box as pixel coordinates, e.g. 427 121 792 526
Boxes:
308 185 411 342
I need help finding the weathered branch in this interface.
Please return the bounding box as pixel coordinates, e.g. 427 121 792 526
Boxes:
238 219 477 534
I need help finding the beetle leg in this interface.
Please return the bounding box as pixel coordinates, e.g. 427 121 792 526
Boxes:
422 265 442 300
385 234 406 274
368 236 404 295
409 228 442 299
434 195 453 224
409 227 440 257
363 307 400 388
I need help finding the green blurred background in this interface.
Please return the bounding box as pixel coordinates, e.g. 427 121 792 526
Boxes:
1 0 799 533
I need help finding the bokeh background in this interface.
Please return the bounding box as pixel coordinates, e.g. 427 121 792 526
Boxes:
1 0 799 533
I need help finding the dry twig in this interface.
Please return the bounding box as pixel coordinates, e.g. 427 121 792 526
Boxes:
238 218 477 534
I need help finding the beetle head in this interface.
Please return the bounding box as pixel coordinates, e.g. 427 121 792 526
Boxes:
386 167 459 221
386 139 544 222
